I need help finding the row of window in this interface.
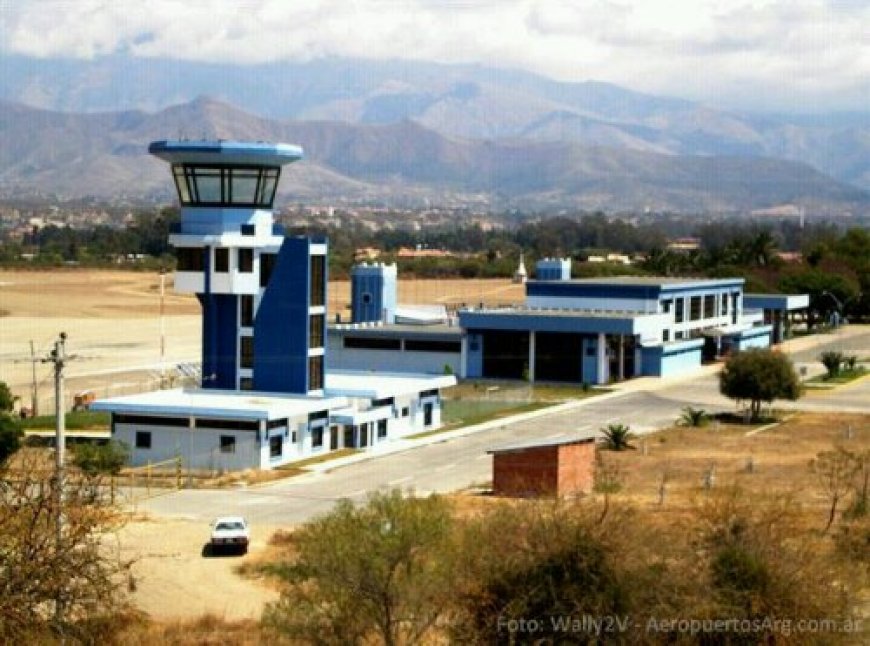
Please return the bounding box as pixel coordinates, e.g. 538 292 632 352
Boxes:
171 164 280 208
342 336 461 353
176 248 277 290
664 293 737 324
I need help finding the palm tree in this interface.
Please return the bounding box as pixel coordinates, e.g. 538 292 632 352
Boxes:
679 406 709 427
600 423 635 451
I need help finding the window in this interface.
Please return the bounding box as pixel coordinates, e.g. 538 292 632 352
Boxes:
240 377 254 391
675 298 684 323
308 410 329 423
662 329 670 343
220 435 236 453
195 418 258 431
269 435 282 459
377 419 388 439
419 389 438 399
240 223 255 236
704 294 716 319
372 397 394 409
176 247 204 272
309 314 324 348
214 248 229 273
662 299 672 314
344 337 401 350
404 339 461 353
721 295 728 316
401 407 410 417
675 331 684 340
311 426 323 448
268 418 288 430
240 295 255 327
362 292 372 304
308 355 324 390
135 431 151 449
260 253 276 288
309 255 325 306
690 296 702 321
115 414 188 427
240 336 254 369
238 248 254 273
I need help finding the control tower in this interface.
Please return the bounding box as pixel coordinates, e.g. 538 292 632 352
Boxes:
149 140 327 395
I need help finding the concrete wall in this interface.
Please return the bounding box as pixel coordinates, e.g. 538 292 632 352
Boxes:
326 334 460 375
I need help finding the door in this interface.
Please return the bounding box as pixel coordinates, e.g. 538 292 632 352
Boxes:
424 402 433 426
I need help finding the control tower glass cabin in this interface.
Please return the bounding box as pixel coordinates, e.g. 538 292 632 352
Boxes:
149 140 327 396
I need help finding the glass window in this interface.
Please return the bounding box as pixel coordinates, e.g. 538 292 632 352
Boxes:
311 426 323 448
240 295 255 327
256 169 279 205
239 377 254 391
231 169 259 204
309 255 325 306
309 314 324 348
260 253 276 288
704 294 716 319
308 355 323 390
401 407 410 417
675 298 684 323
176 247 204 271
662 300 672 314
690 296 702 321
269 435 282 459
238 248 254 273
721 295 728 316
240 336 254 369
194 168 222 203
377 419 388 439
220 435 236 453
135 431 151 449
172 166 191 203
214 248 229 273
662 329 670 343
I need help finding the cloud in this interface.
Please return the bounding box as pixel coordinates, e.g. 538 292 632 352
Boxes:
0 0 867 111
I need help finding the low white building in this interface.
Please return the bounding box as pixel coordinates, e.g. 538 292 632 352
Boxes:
93 370 456 471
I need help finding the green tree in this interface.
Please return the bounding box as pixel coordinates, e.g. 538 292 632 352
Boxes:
820 350 845 379
719 349 801 421
72 441 129 478
600 423 635 451
0 381 16 413
263 489 454 646
0 416 23 464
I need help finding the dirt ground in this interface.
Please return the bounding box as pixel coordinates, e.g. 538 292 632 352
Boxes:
0 269 525 411
115 516 282 621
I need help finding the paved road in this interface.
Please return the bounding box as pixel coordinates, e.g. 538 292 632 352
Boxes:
138 327 870 527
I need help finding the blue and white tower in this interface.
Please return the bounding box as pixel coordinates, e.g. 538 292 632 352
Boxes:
535 257 571 281
351 262 397 324
149 140 327 395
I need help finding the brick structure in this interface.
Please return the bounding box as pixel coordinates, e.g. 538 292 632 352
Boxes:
488 436 596 497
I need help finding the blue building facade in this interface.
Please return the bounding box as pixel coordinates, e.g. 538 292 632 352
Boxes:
150 140 326 395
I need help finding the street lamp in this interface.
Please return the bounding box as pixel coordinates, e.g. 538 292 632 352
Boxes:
821 290 843 327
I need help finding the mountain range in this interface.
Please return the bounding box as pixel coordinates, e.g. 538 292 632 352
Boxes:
0 55 867 213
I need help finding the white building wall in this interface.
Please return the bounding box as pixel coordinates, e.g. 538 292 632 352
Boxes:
526 295 659 312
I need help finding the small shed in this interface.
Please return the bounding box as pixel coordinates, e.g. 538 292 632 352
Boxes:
487 434 597 497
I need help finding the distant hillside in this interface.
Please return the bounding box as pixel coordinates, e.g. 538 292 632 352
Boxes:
1 54 867 192
0 98 866 214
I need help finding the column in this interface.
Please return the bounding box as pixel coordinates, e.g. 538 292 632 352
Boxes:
528 331 536 383
596 333 607 385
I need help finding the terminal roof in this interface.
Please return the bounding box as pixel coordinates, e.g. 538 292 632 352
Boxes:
149 140 304 166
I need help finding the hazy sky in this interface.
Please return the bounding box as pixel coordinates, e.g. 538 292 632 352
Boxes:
1 0 867 111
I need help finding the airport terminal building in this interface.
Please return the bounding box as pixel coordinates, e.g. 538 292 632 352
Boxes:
329 259 807 385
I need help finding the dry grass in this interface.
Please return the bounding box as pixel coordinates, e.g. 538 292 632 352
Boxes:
116 615 266 646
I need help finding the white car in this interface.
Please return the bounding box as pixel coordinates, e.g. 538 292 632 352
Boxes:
209 516 250 554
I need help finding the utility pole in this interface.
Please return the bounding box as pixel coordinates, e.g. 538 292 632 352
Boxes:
29 340 39 416
159 268 166 386
43 332 67 627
